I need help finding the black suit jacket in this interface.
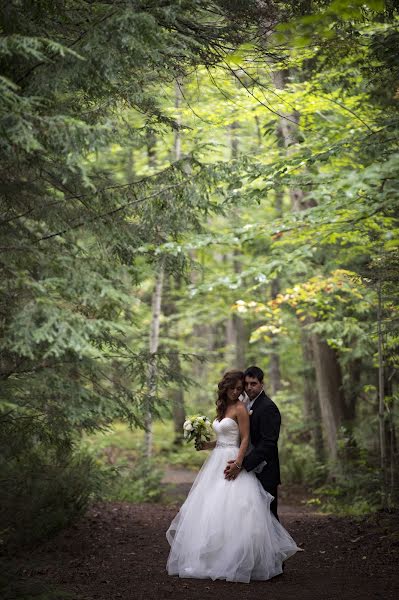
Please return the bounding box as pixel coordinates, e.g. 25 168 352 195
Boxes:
242 390 281 489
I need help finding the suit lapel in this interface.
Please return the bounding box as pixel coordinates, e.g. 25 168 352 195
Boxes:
250 390 266 416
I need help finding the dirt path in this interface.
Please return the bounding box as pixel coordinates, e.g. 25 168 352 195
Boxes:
4 471 399 600
160 467 197 504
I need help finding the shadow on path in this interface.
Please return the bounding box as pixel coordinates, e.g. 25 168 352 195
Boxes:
5 472 399 600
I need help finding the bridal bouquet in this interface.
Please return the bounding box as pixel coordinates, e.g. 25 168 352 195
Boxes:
183 414 212 445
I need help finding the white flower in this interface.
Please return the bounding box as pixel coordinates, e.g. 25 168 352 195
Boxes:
183 413 211 444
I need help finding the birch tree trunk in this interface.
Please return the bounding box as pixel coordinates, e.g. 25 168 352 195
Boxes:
168 80 186 442
224 120 247 369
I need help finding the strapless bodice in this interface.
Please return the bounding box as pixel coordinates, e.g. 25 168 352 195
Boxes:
213 417 240 448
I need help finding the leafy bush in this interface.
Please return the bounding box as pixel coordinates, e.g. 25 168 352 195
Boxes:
0 568 76 600
0 443 98 549
165 444 207 469
84 419 207 471
280 440 326 485
309 428 384 515
101 456 163 503
275 390 325 486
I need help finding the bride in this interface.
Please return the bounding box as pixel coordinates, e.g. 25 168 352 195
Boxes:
166 369 300 583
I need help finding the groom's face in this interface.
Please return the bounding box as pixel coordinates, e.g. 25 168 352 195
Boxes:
245 376 263 400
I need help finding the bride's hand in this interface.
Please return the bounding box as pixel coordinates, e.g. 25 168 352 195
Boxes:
224 459 241 480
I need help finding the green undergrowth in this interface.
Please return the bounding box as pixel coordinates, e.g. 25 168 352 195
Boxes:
82 419 207 503
0 568 76 600
306 462 394 516
83 419 206 469
100 457 164 503
0 445 99 549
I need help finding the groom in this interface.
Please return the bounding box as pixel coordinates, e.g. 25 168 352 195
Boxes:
224 366 281 521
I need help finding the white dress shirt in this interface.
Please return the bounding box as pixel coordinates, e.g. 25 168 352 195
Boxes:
247 389 263 412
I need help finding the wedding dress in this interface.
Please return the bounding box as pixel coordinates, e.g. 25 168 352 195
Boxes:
166 417 300 583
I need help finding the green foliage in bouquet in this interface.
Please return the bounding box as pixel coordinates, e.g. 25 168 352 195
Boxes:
183 415 213 444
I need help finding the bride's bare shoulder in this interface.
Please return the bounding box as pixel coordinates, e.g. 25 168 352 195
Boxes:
236 401 249 417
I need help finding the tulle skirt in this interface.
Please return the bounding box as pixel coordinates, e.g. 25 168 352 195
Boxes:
166 446 300 583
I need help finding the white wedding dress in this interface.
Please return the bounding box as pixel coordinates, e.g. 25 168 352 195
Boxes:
166 417 300 583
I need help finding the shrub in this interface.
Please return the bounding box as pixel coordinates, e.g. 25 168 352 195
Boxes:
309 428 384 515
101 455 163 503
0 446 98 550
0 413 101 550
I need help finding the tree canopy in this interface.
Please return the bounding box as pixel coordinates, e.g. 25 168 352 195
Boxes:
1 0 398 546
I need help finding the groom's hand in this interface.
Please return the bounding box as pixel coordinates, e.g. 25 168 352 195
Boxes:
224 460 241 480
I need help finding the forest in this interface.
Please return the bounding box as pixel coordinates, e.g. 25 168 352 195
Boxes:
1 1 399 597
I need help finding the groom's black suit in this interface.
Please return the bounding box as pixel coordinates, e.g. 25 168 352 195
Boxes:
242 390 281 520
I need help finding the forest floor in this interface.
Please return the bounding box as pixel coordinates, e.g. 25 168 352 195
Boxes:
4 469 399 600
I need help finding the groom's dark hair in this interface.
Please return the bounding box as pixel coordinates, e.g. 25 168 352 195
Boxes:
244 366 264 382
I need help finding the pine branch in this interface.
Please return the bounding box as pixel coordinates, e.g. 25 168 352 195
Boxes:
15 8 118 84
33 181 188 244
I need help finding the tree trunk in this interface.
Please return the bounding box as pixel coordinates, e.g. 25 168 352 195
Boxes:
268 187 283 395
173 80 182 161
273 70 306 211
171 350 186 444
167 80 186 443
163 275 186 444
273 67 337 462
387 390 397 503
302 334 325 462
269 277 282 395
126 147 135 182
311 334 347 461
229 120 239 158
144 265 164 458
146 130 156 169
345 358 361 423
377 281 387 505
225 313 246 370
224 122 246 370
192 321 216 409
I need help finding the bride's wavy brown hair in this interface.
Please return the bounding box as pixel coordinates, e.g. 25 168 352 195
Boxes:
216 370 245 421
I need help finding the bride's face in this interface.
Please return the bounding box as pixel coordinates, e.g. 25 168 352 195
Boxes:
227 381 243 402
